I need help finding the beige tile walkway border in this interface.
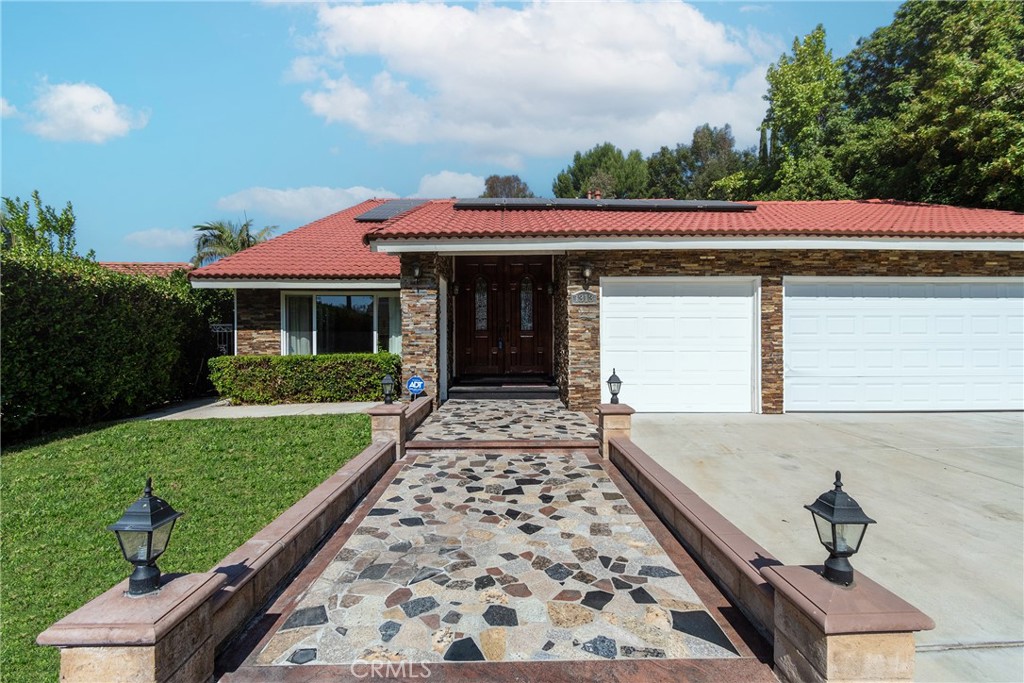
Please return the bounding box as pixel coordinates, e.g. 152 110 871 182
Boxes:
38 400 433 683
606 418 936 683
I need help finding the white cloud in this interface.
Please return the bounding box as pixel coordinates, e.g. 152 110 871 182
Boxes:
1 98 17 118
412 171 485 198
284 55 340 83
123 228 194 249
293 1 770 158
27 81 148 143
217 185 399 222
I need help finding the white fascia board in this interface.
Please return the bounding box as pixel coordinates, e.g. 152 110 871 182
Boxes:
191 279 400 290
368 236 1023 254
784 275 1024 285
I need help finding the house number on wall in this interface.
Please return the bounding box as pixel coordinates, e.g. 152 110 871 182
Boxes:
570 290 598 305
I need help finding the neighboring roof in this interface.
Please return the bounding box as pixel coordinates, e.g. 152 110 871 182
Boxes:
365 198 1024 241
190 200 400 281
100 262 192 277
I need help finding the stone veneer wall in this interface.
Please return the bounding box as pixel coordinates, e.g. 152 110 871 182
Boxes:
563 257 601 411
561 249 1024 414
400 254 451 406
235 289 280 355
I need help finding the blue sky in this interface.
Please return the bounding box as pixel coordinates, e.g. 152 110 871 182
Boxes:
2 1 901 262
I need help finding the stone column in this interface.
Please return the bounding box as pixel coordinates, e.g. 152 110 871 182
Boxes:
760 275 784 413
400 255 440 407
37 573 226 683
565 254 602 412
761 565 934 683
368 403 406 459
595 403 635 459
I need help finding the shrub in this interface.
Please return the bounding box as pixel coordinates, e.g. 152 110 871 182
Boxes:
207 353 402 404
0 252 229 438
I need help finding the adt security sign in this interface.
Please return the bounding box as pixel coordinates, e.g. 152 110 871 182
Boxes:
406 375 425 398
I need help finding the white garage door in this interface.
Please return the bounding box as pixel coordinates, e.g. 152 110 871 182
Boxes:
600 278 758 412
784 279 1024 411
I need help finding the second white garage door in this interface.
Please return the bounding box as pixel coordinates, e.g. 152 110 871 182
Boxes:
784 278 1024 411
600 278 758 412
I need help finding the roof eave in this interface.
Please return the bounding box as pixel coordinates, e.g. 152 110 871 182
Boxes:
367 234 1024 254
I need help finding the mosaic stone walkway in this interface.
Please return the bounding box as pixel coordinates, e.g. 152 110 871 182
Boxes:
409 399 599 442
253 448 738 666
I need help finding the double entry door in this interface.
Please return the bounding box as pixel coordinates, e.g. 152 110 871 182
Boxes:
455 256 553 377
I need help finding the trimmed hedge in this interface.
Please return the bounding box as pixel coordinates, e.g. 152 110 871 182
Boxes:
207 353 402 404
0 252 230 438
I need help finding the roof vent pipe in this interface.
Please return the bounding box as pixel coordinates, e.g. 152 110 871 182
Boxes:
594 189 602 200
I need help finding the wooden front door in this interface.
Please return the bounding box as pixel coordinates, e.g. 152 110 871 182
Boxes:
455 255 553 377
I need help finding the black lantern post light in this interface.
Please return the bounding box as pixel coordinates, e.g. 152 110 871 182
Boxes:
606 369 622 404
805 471 876 586
381 374 395 404
108 477 183 596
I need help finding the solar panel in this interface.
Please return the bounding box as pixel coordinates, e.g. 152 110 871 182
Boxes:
355 199 429 222
453 198 756 212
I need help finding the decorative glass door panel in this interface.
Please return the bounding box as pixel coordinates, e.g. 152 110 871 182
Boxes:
454 256 552 376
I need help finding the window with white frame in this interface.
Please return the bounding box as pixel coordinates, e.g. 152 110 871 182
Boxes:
283 293 401 355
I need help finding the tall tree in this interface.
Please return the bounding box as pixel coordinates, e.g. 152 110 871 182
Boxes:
480 174 535 198
1 190 89 258
192 219 276 267
552 142 650 198
759 25 853 199
763 25 845 156
688 124 755 198
839 0 1024 208
646 145 691 199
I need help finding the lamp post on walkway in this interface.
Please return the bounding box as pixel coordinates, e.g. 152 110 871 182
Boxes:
606 369 622 404
805 471 875 586
108 478 183 595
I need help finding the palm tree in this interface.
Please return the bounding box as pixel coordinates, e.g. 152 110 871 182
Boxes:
192 219 276 267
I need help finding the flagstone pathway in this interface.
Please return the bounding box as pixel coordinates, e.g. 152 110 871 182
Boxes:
252 446 737 665
408 399 599 442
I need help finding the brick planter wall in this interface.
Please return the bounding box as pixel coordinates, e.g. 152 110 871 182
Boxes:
560 249 1024 414
236 289 279 355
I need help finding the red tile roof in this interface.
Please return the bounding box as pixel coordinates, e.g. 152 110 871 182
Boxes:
365 199 1024 241
190 200 400 280
190 198 1022 282
100 262 192 277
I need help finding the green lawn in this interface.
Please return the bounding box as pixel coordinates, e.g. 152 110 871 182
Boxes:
0 414 371 683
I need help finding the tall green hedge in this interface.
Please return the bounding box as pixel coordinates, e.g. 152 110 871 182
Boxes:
208 353 402 404
0 252 230 438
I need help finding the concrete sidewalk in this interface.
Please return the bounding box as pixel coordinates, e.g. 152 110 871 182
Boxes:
631 411 1024 683
140 397 379 420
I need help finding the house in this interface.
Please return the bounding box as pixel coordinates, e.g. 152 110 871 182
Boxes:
190 198 1024 413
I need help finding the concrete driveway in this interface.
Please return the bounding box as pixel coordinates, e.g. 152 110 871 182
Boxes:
631 412 1024 683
